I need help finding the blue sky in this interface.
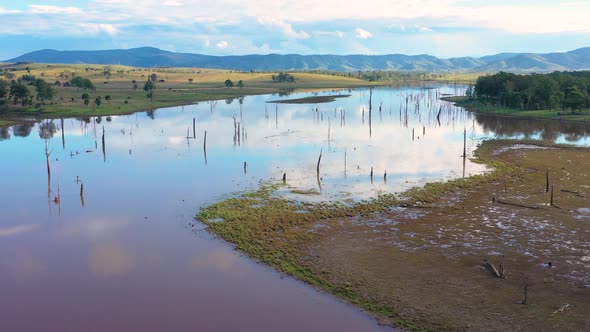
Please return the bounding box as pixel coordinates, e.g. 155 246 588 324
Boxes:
0 0 589 59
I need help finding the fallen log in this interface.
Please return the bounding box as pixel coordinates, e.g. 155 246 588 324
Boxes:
496 200 541 210
484 259 502 278
552 303 572 315
560 189 584 198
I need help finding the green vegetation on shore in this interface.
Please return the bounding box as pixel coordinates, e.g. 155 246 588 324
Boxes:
197 140 526 330
453 71 590 121
443 96 590 122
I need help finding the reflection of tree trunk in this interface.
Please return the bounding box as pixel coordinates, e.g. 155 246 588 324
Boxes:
61 118 65 150
101 126 106 162
316 149 322 178
369 88 373 138
203 131 207 165
80 183 85 208
45 140 52 199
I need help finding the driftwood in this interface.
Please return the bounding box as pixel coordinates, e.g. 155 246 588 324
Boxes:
497 200 541 210
561 189 584 197
484 259 502 278
552 304 572 315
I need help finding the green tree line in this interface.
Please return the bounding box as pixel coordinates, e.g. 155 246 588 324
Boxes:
472 71 590 112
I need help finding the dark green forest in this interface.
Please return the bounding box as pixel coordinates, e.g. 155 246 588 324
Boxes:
472 71 590 111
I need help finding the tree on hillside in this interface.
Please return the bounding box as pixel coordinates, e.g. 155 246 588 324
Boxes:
70 76 95 90
0 80 7 99
20 74 36 84
237 80 244 88
150 73 158 82
105 95 111 104
144 80 155 102
9 83 30 105
272 72 295 83
81 93 90 101
35 79 55 102
224 79 233 88
84 99 90 107
95 96 102 107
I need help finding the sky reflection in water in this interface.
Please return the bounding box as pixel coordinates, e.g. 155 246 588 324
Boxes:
0 85 588 331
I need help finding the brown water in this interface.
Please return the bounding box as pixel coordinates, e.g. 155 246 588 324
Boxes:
1 86 588 331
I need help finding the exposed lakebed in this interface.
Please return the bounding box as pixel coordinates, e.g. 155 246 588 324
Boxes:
1 86 588 331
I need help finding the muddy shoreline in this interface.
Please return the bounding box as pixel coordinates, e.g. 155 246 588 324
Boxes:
198 141 589 330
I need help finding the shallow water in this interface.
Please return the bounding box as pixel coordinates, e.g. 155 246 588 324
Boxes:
0 85 588 331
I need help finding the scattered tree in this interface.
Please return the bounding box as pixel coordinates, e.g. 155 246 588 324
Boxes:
69 76 95 90
0 80 7 99
144 80 155 102
224 79 233 88
237 80 244 88
9 83 30 105
94 96 102 107
105 95 111 104
272 72 295 83
35 79 55 102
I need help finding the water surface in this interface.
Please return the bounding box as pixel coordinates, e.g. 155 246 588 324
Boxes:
1 85 588 331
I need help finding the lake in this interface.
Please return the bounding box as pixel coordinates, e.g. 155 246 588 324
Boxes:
1 85 588 331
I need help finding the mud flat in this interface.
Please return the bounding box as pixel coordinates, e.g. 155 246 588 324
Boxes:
198 140 590 331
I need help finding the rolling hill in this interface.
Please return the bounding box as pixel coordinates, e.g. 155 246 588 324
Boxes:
6 47 590 73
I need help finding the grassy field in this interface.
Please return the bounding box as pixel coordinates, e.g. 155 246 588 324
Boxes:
444 96 590 122
429 72 481 84
0 63 378 126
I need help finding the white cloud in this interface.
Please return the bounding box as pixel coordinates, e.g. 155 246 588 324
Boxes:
163 0 184 6
0 7 21 14
257 17 310 39
216 40 228 48
29 5 83 15
315 30 344 38
355 27 373 39
79 23 118 36
416 25 433 33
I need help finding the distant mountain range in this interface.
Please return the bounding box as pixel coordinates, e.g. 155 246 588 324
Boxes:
6 47 590 73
